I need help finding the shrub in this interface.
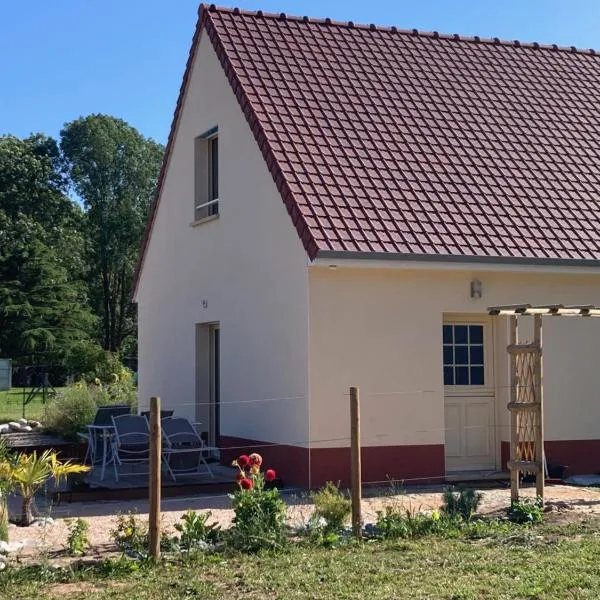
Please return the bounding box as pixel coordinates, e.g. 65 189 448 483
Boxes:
310 482 352 534
44 384 97 439
375 506 451 539
66 518 89 556
111 513 149 557
0 437 13 541
44 378 137 439
64 340 133 385
228 452 287 552
442 486 482 522
174 510 221 551
91 375 137 410
508 497 544 524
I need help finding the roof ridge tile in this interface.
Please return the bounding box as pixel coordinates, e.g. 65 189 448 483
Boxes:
203 3 600 56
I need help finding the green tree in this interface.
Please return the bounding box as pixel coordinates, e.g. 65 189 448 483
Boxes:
61 115 163 352
0 134 94 364
0 210 94 362
0 134 86 276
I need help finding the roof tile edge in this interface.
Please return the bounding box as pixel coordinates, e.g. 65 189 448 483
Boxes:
205 3 600 56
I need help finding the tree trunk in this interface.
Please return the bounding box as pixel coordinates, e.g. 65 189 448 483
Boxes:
21 495 34 526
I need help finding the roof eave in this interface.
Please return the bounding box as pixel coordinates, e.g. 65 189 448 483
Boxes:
314 250 600 273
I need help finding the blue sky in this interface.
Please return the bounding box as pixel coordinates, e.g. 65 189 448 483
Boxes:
2 1 600 144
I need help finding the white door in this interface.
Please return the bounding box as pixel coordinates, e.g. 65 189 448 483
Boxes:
443 318 495 471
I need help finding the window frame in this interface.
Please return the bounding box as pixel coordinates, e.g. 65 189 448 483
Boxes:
442 317 494 396
194 127 219 223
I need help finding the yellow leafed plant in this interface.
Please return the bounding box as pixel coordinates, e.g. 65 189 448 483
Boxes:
0 450 89 525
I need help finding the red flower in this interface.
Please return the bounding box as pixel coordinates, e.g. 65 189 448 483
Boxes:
264 469 276 482
235 472 245 482
237 454 250 469
249 452 263 466
240 477 253 490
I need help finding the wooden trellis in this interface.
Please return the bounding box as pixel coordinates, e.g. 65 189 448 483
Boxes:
507 313 543 502
489 304 600 504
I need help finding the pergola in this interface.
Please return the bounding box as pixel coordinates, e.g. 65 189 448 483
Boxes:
487 304 600 504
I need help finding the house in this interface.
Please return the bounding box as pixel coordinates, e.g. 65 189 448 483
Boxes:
133 4 600 488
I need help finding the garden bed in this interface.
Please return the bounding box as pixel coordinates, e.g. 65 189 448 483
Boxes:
5 513 600 599
5 483 600 564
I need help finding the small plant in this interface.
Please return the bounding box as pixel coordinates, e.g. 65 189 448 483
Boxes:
66 518 89 556
310 482 352 534
0 450 89 525
44 378 137 439
228 452 286 552
508 497 544 524
442 486 482 522
111 513 149 557
375 505 451 539
174 509 221 551
43 384 98 439
0 437 13 541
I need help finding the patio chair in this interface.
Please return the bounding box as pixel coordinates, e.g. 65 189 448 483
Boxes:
140 409 174 421
161 417 216 480
111 414 151 481
80 404 131 466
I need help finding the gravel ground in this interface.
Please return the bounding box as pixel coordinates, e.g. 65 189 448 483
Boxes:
5 483 600 562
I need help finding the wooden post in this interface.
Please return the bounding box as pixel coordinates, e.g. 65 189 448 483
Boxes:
149 396 162 560
509 316 519 504
350 386 362 538
533 315 544 501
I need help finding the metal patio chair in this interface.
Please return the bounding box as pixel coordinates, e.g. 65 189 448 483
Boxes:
80 404 131 467
140 409 174 420
161 417 216 480
111 414 151 481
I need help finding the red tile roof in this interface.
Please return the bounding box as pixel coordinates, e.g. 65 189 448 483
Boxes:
134 5 600 294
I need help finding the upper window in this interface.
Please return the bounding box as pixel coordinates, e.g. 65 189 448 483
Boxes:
194 129 219 222
443 324 484 386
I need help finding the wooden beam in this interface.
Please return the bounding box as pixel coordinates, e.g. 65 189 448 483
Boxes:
507 402 541 411
350 387 362 538
509 315 519 504
534 315 544 501
506 343 539 354
149 396 162 560
507 460 542 472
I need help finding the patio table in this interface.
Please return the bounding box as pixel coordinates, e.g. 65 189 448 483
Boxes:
86 424 117 481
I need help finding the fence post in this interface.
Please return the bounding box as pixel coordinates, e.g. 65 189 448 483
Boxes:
149 396 162 560
350 386 362 538
533 314 544 502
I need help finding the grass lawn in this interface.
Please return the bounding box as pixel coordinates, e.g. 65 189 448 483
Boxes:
4 521 600 599
0 388 55 423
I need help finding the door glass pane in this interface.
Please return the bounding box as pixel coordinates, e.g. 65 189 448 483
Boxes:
443 346 453 365
455 346 469 365
470 366 484 385
470 345 484 365
456 366 469 385
444 366 454 385
469 325 483 344
443 325 453 344
454 325 468 344
443 323 485 386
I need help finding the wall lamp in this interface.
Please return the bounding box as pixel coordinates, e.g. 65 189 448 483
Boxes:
470 279 483 299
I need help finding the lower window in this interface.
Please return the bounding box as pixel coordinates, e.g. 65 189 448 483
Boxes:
443 323 485 386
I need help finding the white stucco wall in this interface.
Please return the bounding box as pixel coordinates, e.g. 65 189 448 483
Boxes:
136 30 309 445
308 266 600 466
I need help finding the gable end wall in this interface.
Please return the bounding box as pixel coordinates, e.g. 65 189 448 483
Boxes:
136 30 310 478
